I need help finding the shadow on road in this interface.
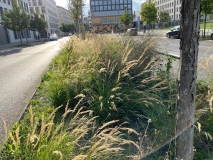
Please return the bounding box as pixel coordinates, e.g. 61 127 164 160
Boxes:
0 48 23 57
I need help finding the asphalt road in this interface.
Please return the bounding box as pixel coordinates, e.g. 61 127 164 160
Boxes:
157 37 213 78
0 37 69 141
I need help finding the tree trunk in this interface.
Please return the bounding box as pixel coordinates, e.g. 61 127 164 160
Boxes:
175 0 200 160
25 29 29 44
204 13 207 37
80 0 85 40
19 31 23 45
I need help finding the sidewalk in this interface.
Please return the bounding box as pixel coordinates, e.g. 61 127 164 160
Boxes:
0 40 48 55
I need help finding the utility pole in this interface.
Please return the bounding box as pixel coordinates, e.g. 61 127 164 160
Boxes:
80 0 85 40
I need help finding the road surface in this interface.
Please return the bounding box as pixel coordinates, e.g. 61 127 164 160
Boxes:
157 37 213 78
0 37 69 141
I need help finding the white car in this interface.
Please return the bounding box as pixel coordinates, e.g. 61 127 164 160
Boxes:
68 33 72 36
49 34 58 41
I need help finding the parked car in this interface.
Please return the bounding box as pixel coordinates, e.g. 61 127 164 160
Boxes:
166 25 180 38
49 34 58 41
68 33 72 36
127 28 137 36
211 33 213 40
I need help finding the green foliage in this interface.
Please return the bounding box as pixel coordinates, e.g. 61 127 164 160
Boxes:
201 0 213 37
30 13 47 33
120 9 132 28
84 23 90 31
140 0 157 26
68 0 85 32
201 0 213 15
60 23 76 33
1 0 30 45
193 79 213 159
158 11 170 22
42 35 173 125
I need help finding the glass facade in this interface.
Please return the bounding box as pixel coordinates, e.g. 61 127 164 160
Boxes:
90 0 132 14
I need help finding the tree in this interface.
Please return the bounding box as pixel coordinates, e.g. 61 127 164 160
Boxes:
30 13 47 39
158 10 170 22
120 9 132 30
84 23 90 31
158 10 170 28
1 0 30 45
176 0 200 159
201 0 213 37
140 0 157 29
60 23 76 34
68 0 85 34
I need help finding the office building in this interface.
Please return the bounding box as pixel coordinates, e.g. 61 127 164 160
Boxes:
28 0 58 35
57 6 74 35
152 0 182 21
0 0 34 45
90 0 133 31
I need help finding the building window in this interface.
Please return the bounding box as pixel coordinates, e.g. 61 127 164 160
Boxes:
104 0 107 5
0 7 3 22
30 7 34 13
13 31 18 39
124 4 127 9
33 0 36 6
112 5 115 10
35 7 39 13
95 1 98 5
96 6 99 11
41 7 46 13
100 6 103 10
108 5 111 10
112 0 115 4
38 0 42 5
104 5 107 10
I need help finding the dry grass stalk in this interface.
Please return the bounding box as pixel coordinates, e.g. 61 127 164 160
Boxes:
3 119 8 141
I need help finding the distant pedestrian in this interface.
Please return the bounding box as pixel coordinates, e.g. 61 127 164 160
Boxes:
143 25 146 33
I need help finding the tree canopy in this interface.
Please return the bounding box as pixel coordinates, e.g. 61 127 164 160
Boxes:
158 10 170 22
201 0 213 37
140 0 157 26
120 10 132 29
30 13 47 33
68 0 85 33
1 0 30 45
60 23 76 33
